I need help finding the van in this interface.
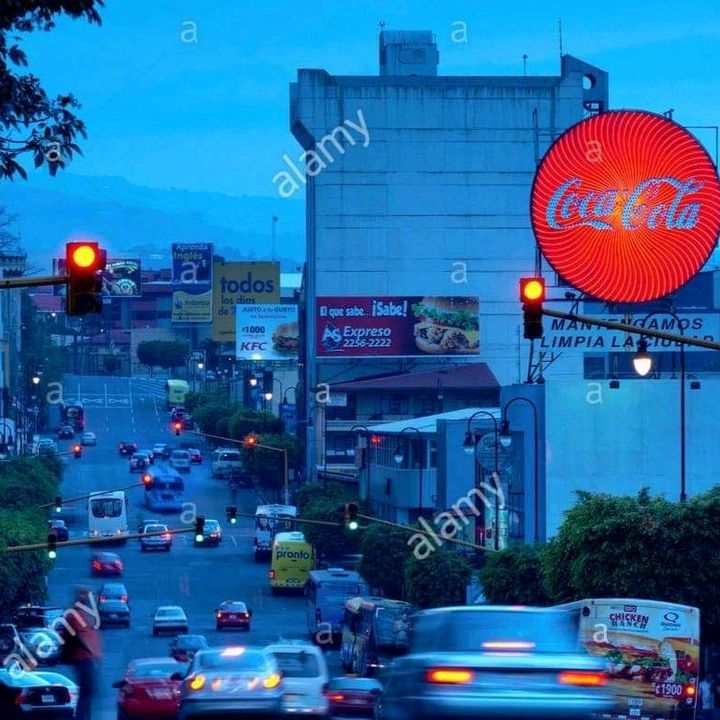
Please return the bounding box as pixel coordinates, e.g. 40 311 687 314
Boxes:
211 447 244 480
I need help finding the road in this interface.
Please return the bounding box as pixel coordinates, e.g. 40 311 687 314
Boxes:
43 374 335 720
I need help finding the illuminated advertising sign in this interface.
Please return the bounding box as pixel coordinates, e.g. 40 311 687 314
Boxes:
171 243 213 323
235 304 298 360
531 111 720 303
55 258 142 298
316 296 479 357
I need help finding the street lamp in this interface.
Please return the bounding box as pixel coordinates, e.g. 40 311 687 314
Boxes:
632 311 687 502
249 375 258 387
394 426 425 519
462 410 500 550
350 424 372 508
31 374 40 385
501 398 539 542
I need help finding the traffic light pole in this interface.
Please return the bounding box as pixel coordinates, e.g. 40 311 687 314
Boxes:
0 275 68 290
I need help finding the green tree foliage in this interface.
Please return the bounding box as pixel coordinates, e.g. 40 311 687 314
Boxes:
480 543 551 605
404 548 472 609
228 408 283 440
359 523 411 599
242 433 297 496
301 496 363 560
193 401 233 439
136 340 189 372
0 1 105 181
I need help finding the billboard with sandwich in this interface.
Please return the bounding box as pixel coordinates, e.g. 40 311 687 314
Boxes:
236 304 298 360
316 296 479 357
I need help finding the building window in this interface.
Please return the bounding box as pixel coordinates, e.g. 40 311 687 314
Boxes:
387 394 408 415
429 440 437 469
416 394 436 415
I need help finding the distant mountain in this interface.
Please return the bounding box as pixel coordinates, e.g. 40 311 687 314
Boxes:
0 175 305 271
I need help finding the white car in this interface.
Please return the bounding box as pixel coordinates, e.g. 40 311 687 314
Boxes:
140 523 172 552
266 641 330 716
152 606 188 636
169 449 191 473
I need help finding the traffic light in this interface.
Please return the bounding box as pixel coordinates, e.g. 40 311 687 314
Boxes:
243 432 258 449
520 277 546 340
342 502 359 530
65 241 106 316
142 473 153 491
173 421 182 436
47 533 58 559
226 506 238 524
54 496 62 513
73 444 82 458
195 516 205 543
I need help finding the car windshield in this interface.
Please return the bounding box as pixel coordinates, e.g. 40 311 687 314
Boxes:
157 608 183 617
146 525 167 533
410 610 580 654
130 661 182 678
102 584 126 594
220 602 246 611
177 636 207 649
219 452 240 461
90 499 122 518
196 650 268 671
271 651 320 677
206 521 220 531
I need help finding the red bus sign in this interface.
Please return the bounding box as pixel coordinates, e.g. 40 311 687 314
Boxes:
531 110 720 303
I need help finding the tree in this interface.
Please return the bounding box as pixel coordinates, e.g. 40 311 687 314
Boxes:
404 548 472 609
301 496 363 560
480 544 551 605
136 340 189 373
0 1 105 181
192 401 231 438
228 408 283 440
242 433 297 497
359 523 411 598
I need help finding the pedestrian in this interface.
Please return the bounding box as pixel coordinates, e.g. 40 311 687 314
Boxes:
66 585 103 720
699 673 715 720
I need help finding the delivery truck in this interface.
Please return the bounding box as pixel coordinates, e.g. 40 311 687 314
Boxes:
555 598 699 720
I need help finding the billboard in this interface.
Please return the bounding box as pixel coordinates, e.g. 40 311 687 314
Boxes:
531 110 720 303
213 261 280 342
54 258 142 298
316 296 479 357
171 243 213 323
235 304 298 360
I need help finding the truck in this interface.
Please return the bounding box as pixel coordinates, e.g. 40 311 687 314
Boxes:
555 598 699 720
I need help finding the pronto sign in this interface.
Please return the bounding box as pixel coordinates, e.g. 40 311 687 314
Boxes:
531 111 720 303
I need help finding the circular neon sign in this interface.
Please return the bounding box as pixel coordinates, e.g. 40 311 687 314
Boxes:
531 110 720 303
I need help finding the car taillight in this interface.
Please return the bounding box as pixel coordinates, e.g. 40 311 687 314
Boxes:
241 612 248 618
557 671 608 687
120 595 128 602
114 562 122 569
92 561 101 569
216 612 222 619
99 595 106 603
327 693 345 702
269 570 275 580
426 668 473 684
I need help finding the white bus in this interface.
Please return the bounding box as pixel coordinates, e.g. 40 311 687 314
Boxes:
88 491 128 545
254 504 298 562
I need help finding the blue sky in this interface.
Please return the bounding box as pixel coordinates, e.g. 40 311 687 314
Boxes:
17 0 720 197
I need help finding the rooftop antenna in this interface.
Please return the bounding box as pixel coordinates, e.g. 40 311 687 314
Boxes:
522 54 528 76
558 19 563 60
379 20 386 31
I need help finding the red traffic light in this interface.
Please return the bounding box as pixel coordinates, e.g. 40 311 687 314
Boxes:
66 241 105 273
142 473 152 486
520 278 546 303
244 433 257 447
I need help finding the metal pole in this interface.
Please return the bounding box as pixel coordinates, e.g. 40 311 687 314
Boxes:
284 449 289 505
680 343 686 502
494 425 499 551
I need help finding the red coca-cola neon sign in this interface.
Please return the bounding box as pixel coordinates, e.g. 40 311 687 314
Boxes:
531 110 720 303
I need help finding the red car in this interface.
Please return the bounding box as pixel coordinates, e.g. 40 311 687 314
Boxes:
188 448 202 464
215 600 252 631
91 551 123 576
325 677 383 717
113 657 187 720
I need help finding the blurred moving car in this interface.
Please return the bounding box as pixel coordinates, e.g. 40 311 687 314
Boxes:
0 667 73 718
32 671 78 715
57 425 74 440
175 646 284 720
113 658 187 720
169 635 209 663
99 582 129 605
99 599 131 629
118 441 138 456
266 641 330 717
141 524 172 552
47 519 68 542
80 431 97 446
195 519 222 547
130 452 152 472
0 624 21 664
188 448 202 464
325 676 383 717
138 449 156 463
153 607 189 637
215 601 252 631
170 449 191 473
91 551 123 576
374 606 616 720
18 628 63 665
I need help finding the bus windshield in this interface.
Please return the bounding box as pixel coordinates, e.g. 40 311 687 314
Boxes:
373 606 408 646
90 499 123 518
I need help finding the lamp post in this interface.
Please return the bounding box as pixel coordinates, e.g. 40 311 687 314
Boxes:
350 424 372 508
462 410 500 550
393 426 424 520
500 397 539 542
632 311 686 502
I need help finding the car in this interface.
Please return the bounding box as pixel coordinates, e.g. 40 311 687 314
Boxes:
374 605 616 720
139 449 156 464
138 518 160 533
215 601 252 631
141 523 172 552
36 439 57 456
187 448 202 464
99 582 129 605
325 676 383 717
57 425 74 440
113 657 188 720
0 667 74 718
130 452 152 472
211 448 243 480
99 599 131 628
47 519 68 542
266 641 330 717
80 431 97 446
0 624 22 664
170 449 191 473
169 635 209 663
175 646 283 720
91 551 123 576
12 606 64 634
18 628 63 665
194 519 222 547
153 606 189 636
118 441 138 456
31 672 78 715
152 443 170 459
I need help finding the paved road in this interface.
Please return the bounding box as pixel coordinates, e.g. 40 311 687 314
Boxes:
42 374 336 720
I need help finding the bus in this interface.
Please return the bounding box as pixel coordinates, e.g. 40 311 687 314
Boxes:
306 568 369 644
340 597 415 676
61 401 85 431
87 491 128 545
144 468 185 513
165 379 190 410
270 531 314 594
554 598 700 720
254 504 298 562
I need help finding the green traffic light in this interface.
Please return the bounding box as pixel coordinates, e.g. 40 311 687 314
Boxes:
195 533 204 543
48 549 57 559
348 520 358 531
229 517 237 524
